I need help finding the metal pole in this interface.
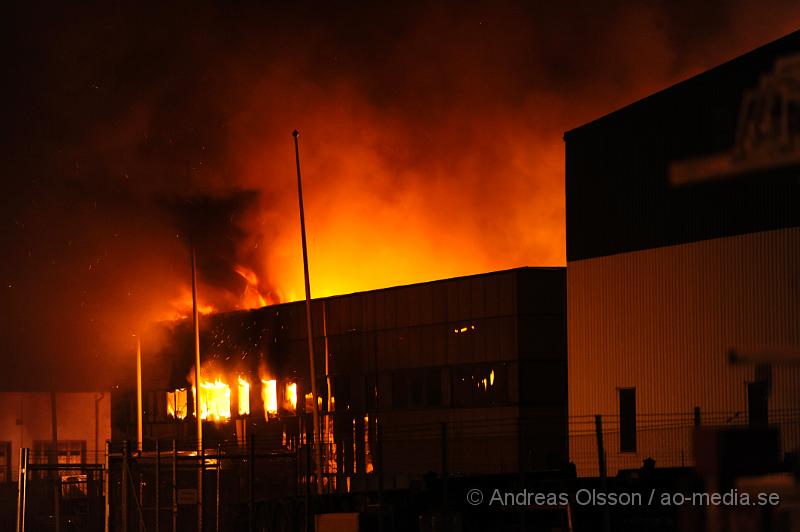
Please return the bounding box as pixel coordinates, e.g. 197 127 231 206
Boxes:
323 302 332 490
104 442 110 532
138 468 144 532
95 393 104 466
215 443 221 532
16 447 28 532
378 421 385 532
136 337 143 452
122 441 129 532
50 391 60 532
323 302 331 413
191 245 204 532
198 447 205 532
172 440 177 532
594 415 606 479
440 422 447 532
292 130 323 495
156 440 161 532
595 415 610 532
249 434 255 532
294 436 300 498
305 431 312 532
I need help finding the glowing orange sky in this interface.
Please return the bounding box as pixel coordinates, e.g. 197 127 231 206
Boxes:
4 1 800 387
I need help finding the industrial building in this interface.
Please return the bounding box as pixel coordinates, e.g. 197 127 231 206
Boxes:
565 31 800 476
0 392 110 482
116 267 567 489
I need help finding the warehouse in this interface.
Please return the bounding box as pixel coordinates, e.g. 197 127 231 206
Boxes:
565 31 800 476
115 267 567 488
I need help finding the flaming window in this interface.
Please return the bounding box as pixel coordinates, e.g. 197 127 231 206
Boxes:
193 379 232 421
238 376 251 416
261 379 278 419
167 388 188 419
305 392 314 412
364 415 373 474
285 382 297 413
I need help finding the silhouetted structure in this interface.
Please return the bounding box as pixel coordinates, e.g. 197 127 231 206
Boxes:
565 31 800 476
114 267 567 488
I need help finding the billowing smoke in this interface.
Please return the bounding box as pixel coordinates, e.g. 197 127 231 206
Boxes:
3 0 800 389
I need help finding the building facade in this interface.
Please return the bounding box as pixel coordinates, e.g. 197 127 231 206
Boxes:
0 392 111 481
565 31 800 476
119 267 567 488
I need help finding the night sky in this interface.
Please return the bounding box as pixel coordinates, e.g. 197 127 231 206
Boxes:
2 0 799 390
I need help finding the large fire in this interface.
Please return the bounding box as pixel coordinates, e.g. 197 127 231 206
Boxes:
15 1 799 396
171 365 300 422
179 366 252 422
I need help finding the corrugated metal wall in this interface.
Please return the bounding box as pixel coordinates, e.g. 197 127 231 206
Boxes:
568 227 800 476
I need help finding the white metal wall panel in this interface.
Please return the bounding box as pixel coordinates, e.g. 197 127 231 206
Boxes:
568 227 800 476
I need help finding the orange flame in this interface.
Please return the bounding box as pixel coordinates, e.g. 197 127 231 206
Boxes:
238 375 251 416
261 378 278 419
193 378 231 421
234 264 272 309
162 287 216 321
364 414 373 473
167 388 188 419
305 392 315 411
285 382 297 413
183 365 253 422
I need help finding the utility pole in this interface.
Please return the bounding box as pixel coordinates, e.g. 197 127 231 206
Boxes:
292 130 323 495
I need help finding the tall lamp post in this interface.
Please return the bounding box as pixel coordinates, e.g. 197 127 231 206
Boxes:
292 130 323 495
135 335 142 453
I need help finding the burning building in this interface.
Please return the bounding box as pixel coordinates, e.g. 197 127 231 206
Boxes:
565 31 800 476
113 267 566 487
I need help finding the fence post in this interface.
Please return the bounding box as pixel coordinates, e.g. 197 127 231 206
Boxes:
339 440 345 494
305 429 312 532
594 415 606 479
16 447 28 532
104 441 110 532
122 441 129 532
172 440 177 532
440 422 447 532
198 446 205 532
156 440 160 532
594 415 610 532
694 406 701 428
294 438 300 499
377 420 385 532
139 463 144 532
216 443 221 532
249 434 255 532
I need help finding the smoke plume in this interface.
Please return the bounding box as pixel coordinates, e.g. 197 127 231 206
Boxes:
2 0 799 388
